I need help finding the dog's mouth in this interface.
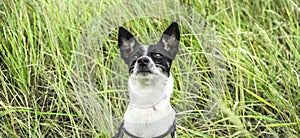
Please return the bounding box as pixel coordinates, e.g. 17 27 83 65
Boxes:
129 66 153 75
137 70 152 74
137 67 152 75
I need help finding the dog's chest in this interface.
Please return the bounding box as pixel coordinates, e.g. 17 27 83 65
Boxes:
124 93 172 123
123 75 175 137
123 101 175 138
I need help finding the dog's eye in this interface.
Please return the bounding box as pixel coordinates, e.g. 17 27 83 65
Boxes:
132 55 138 59
153 53 162 58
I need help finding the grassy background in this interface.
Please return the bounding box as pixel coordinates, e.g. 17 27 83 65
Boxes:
0 0 300 137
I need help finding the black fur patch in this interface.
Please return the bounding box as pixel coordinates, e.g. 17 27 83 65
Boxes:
118 22 180 76
147 45 173 76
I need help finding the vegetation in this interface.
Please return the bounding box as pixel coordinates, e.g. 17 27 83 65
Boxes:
0 0 299 137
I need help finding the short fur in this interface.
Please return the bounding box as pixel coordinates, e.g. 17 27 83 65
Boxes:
114 22 180 138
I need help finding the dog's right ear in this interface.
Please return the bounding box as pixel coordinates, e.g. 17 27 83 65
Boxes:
118 27 138 65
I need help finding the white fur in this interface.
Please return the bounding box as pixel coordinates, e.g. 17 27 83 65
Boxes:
122 45 176 137
124 72 175 137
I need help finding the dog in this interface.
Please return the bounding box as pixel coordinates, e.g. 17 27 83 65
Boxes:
114 22 180 138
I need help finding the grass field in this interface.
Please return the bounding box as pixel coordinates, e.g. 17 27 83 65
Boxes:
0 0 300 137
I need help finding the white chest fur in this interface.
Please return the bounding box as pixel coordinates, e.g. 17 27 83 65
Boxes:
123 73 175 137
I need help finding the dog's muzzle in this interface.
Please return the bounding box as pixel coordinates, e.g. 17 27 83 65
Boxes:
136 57 152 74
138 57 149 66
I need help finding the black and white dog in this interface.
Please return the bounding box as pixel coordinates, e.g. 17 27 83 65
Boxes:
114 22 180 138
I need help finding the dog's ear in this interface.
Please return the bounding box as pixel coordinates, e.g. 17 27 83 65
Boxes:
118 27 138 64
158 22 180 59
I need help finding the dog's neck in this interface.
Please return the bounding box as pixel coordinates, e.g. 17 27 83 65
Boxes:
128 73 173 108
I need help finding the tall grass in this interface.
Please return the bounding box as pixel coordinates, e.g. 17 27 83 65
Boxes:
0 0 299 137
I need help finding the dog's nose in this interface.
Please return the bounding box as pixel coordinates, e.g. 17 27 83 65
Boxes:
138 57 149 66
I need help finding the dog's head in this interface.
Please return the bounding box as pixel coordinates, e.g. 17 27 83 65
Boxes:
118 22 180 78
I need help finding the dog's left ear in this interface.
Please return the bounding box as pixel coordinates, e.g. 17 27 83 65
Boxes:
158 22 180 59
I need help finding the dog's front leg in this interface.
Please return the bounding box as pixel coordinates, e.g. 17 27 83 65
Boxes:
170 131 176 138
113 121 124 138
170 120 176 138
